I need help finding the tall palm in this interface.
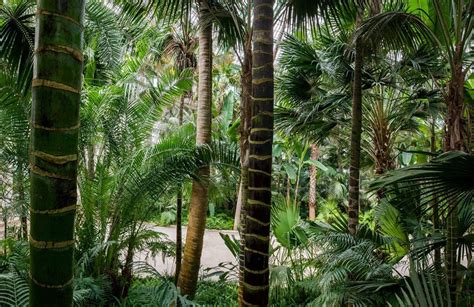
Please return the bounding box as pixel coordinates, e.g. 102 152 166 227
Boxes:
109 0 216 297
177 0 214 297
239 0 274 305
163 14 198 283
348 0 382 236
29 1 85 305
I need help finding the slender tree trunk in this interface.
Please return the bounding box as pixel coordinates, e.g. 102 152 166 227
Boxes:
430 119 442 272
87 145 95 180
174 95 186 284
237 36 252 303
444 49 466 303
234 41 252 230
177 1 213 298
286 175 291 206
120 240 135 299
30 1 85 306
18 173 27 240
348 9 364 236
239 0 273 305
308 144 319 221
15 162 28 240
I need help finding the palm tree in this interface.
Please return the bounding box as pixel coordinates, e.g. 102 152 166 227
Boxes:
356 1 473 300
109 0 215 297
162 15 198 283
348 0 382 236
29 1 85 305
239 0 274 305
177 0 214 297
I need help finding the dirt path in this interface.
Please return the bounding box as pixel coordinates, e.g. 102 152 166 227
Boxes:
136 226 239 277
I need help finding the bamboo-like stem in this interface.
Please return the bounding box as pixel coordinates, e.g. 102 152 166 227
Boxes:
239 0 274 305
30 1 85 305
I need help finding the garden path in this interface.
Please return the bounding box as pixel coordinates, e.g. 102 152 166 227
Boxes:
136 226 239 277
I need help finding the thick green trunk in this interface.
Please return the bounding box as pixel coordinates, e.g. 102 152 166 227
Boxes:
30 1 85 306
348 35 363 236
240 0 273 305
177 1 212 298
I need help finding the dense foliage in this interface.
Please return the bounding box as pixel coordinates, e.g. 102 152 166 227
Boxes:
0 0 472 306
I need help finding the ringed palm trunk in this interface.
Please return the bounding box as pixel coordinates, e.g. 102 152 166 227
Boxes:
30 1 85 306
177 1 212 297
234 38 252 230
348 28 363 236
239 0 273 305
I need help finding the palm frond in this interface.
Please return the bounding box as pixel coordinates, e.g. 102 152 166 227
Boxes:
370 152 474 217
0 0 35 93
355 8 436 53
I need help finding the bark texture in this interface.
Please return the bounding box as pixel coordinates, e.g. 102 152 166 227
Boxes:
177 1 212 298
239 0 273 305
348 19 363 236
30 1 85 305
308 144 319 221
444 54 466 303
234 40 252 230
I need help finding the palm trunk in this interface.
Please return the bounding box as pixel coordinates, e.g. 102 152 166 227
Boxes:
430 119 442 271
177 1 213 298
348 9 364 236
15 162 28 240
30 1 85 306
87 145 95 179
234 40 252 230
239 0 273 305
18 171 27 240
175 95 186 283
308 144 319 221
444 49 466 303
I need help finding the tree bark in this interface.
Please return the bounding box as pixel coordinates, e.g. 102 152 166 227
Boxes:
177 1 213 298
308 144 319 221
15 162 28 240
87 145 95 180
430 119 442 272
175 95 186 283
444 47 466 303
240 0 273 305
348 9 364 236
234 40 252 230
29 1 85 306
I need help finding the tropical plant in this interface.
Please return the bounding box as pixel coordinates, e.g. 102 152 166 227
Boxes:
28 1 86 305
372 151 474 304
